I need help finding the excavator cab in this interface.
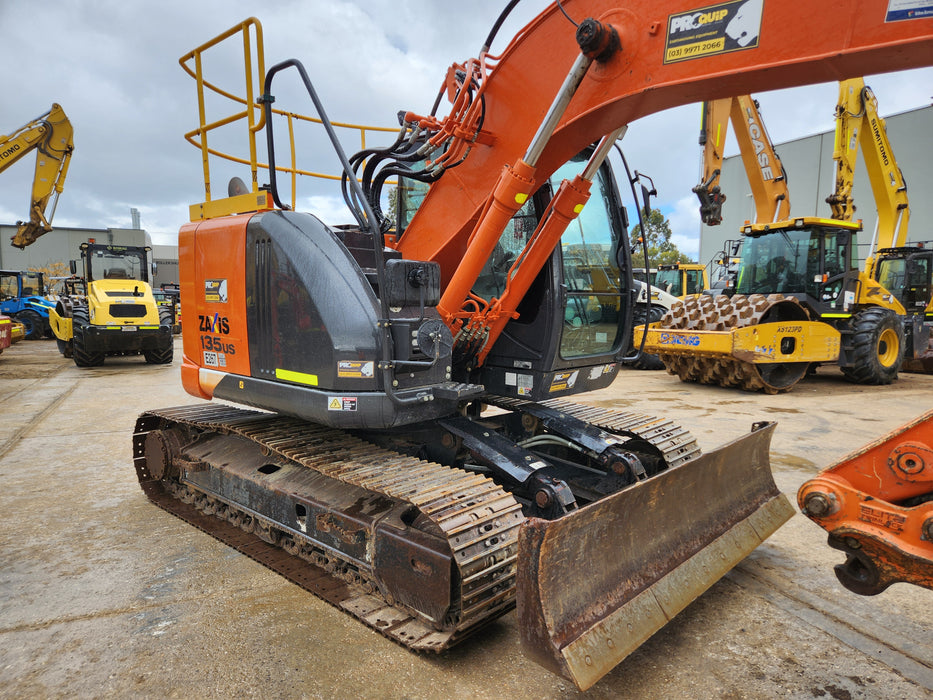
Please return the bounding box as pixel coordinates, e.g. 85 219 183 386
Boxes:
397 151 634 402
875 246 933 317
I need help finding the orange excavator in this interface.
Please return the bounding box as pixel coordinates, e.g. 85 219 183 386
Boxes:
135 2 933 690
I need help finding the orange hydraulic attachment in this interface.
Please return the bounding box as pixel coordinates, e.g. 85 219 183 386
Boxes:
798 409 933 595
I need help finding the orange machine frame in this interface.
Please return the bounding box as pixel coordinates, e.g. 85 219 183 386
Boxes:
798 409 933 594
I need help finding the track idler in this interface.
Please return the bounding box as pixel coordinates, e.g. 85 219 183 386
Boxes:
657 293 813 394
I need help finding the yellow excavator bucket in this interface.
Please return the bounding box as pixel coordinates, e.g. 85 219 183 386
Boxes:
517 422 793 690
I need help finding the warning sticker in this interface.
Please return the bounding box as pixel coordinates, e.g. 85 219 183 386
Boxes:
204 279 228 303
886 0 933 21
664 0 762 64
505 372 534 396
337 360 375 379
328 397 358 411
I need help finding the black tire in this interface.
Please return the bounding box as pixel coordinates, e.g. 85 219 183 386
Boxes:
144 307 176 364
158 306 174 327
17 309 44 340
840 307 904 385
72 307 105 367
629 351 666 371
57 338 73 358
144 343 174 365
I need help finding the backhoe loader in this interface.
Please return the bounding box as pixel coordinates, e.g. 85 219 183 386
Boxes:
639 77 929 392
134 3 933 690
0 104 74 248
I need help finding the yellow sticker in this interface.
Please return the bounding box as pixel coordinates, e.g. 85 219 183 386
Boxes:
275 368 318 386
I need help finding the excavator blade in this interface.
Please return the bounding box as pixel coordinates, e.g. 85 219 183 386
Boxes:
517 422 793 691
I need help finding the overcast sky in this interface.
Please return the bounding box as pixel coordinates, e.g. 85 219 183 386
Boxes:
1 0 931 261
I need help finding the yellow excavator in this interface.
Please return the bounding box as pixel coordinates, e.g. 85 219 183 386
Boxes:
639 78 926 393
829 78 932 372
0 104 74 248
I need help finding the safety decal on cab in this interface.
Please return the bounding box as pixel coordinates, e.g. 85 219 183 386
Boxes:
204 278 228 303
328 397 358 411
588 363 616 381
664 0 762 64
337 360 375 379
505 372 533 397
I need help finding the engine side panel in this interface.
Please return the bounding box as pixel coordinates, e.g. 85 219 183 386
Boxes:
180 214 253 399
244 211 381 392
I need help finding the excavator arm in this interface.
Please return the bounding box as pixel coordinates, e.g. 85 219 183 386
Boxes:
694 94 790 226
693 97 731 225
827 78 911 279
388 0 931 365
0 103 74 248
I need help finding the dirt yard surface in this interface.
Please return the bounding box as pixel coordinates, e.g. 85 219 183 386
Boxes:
0 338 930 699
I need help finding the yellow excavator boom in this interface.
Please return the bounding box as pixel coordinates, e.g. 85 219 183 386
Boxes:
694 95 789 226
826 79 909 279
0 103 74 248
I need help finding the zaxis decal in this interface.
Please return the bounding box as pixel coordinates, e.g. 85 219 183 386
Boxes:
198 313 230 334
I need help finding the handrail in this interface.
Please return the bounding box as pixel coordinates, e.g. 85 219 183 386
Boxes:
179 17 395 214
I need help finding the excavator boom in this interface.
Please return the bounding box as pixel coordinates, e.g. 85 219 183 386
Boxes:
827 78 910 278
394 0 933 285
693 95 789 226
0 103 74 248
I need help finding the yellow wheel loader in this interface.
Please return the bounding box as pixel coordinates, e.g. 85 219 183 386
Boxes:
49 243 173 366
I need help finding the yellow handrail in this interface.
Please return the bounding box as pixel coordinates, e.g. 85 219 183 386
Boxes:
179 17 396 216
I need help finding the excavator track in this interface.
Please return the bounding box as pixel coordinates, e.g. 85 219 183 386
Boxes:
133 400 702 653
657 293 810 394
134 404 524 652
